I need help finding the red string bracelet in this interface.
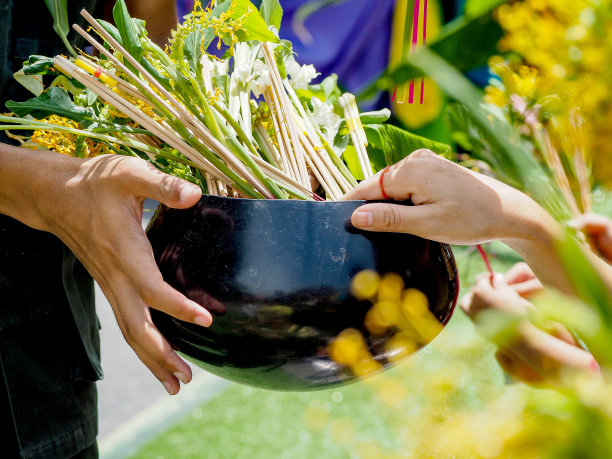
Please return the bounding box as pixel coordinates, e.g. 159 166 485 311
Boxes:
476 244 495 285
380 165 391 200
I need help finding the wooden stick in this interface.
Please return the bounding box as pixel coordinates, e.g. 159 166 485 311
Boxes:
254 122 281 165
75 17 273 198
261 43 311 188
54 57 234 186
249 153 314 197
205 172 218 195
298 131 342 200
340 94 372 179
303 130 353 194
264 88 298 180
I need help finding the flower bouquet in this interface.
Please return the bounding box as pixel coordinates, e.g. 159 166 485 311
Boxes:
2 0 449 201
0 0 458 389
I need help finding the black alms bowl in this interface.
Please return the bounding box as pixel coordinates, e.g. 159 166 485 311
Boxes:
147 195 458 391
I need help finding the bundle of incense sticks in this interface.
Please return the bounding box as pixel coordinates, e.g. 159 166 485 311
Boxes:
36 3 374 201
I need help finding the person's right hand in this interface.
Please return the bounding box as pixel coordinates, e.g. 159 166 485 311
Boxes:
461 273 597 385
1 149 212 395
571 213 612 262
341 149 554 246
503 262 544 298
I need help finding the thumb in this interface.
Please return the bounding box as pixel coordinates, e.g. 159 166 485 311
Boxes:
141 168 202 209
351 202 431 235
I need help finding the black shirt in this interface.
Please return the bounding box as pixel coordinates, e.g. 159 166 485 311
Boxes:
0 1 104 457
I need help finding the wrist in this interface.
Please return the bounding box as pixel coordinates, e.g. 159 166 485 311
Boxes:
0 144 81 232
499 195 561 254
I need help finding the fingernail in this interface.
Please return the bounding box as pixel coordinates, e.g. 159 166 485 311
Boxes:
195 315 212 327
163 381 175 395
353 211 373 228
491 273 504 287
590 358 600 373
174 371 189 384
180 184 202 204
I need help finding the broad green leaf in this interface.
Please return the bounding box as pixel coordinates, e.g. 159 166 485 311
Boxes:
6 87 91 122
184 30 204 73
232 0 279 43
364 124 452 165
113 0 144 62
43 0 77 56
260 0 283 30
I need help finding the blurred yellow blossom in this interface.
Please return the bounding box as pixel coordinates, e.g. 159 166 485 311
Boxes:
488 0 612 186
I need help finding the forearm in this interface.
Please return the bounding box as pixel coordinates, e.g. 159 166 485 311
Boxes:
124 0 178 46
0 143 79 232
503 204 612 298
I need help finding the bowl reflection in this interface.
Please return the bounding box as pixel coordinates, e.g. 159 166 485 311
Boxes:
147 196 458 391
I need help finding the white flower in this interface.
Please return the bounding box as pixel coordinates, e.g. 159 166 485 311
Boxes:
200 54 228 79
311 97 340 143
249 60 271 98
211 59 229 78
286 58 319 90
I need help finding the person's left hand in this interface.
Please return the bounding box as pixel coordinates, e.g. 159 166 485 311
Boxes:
461 273 597 385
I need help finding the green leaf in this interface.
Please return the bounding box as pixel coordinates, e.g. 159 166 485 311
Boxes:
113 0 144 63
43 0 77 56
260 0 283 30
86 88 98 106
184 30 204 73
429 9 503 72
22 56 57 76
342 145 364 180
552 229 612 365
364 124 452 165
98 20 124 47
232 0 279 43
274 40 293 78
13 71 44 96
338 109 391 131
398 48 571 219
6 87 92 122
464 0 506 17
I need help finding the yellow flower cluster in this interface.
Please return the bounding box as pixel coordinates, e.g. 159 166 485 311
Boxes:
30 115 106 158
170 0 248 57
487 0 612 184
328 271 443 379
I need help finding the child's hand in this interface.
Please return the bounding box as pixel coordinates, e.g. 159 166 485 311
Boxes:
461 271 597 386
571 213 612 262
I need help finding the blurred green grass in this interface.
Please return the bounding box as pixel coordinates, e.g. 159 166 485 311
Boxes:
129 242 523 459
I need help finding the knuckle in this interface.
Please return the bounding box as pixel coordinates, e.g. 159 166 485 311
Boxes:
411 148 435 158
139 284 160 306
382 206 402 231
412 148 435 158
158 174 182 201
123 322 143 344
